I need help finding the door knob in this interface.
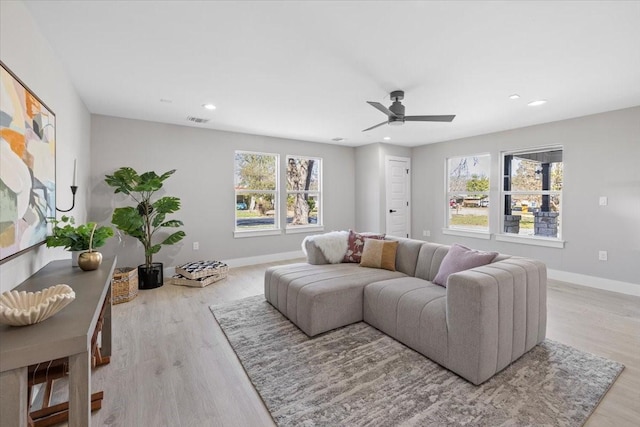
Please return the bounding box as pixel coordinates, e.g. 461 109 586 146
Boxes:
389 209 397 213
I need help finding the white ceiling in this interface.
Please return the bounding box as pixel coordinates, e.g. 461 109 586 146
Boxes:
25 1 640 147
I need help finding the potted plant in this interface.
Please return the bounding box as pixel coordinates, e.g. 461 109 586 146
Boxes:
77 223 104 271
105 167 185 289
46 216 114 266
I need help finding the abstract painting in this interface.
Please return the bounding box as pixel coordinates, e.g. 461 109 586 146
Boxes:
0 62 55 262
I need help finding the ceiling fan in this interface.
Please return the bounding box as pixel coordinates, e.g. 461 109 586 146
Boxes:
363 90 455 132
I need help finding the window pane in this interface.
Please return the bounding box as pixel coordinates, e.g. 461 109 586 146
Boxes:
286 156 322 228
287 192 319 226
503 148 563 238
235 193 277 230
508 150 563 192
447 154 490 232
503 193 561 237
447 155 490 193
286 157 320 191
235 152 277 191
448 194 489 230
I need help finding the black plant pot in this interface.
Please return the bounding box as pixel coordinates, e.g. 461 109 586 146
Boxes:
138 262 164 289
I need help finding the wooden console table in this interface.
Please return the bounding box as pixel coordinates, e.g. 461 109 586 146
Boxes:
0 257 116 427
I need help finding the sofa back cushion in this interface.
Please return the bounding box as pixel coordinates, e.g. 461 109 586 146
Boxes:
387 237 425 276
303 239 329 264
414 243 451 281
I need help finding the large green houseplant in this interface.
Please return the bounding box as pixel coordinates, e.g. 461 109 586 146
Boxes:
105 167 185 289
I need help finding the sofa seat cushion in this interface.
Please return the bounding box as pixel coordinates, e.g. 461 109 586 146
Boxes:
363 277 448 366
265 263 406 336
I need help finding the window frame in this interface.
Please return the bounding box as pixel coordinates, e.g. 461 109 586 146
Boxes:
285 155 323 234
233 150 280 238
497 145 564 248
444 153 491 238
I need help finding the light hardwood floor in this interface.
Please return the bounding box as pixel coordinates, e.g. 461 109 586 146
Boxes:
46 260 639 426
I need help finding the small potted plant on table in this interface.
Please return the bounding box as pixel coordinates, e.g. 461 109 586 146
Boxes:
105 167 185 289
46 216 114 266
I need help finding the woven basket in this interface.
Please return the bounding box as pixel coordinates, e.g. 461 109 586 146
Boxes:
112 267 138 304
175 261 229 280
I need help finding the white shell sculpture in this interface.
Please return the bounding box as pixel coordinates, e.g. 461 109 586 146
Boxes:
0 284 75 326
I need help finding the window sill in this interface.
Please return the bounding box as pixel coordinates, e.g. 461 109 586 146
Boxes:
495 233 565 248
285 225 325 235
442 228 491 240
234 229 282 239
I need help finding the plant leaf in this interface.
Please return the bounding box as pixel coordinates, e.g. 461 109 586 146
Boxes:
112 207 145 239
153 197 181 214
147 244 162 256
162 231 186 245
152 213 166 228
160 220 183 228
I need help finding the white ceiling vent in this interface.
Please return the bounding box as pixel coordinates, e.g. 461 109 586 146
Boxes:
187 116 210 124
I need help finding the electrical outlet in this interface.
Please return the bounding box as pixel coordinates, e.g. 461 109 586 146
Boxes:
599 196 608 206
422 230 431 237
193 242 199 251
598 251 607 261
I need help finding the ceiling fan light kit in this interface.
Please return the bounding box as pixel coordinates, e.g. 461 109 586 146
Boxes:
363 90 456 132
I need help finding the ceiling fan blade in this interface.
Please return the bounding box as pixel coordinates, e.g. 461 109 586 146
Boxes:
367 101 397 118
362 121 388 132
405 115 456 122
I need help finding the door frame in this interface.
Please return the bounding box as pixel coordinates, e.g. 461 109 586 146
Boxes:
385 155 411 238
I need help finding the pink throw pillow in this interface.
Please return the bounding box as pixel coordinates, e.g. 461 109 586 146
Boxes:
432 244 498 287
343 230 385 263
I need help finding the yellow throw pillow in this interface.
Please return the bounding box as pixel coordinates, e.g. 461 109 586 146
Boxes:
360 239 398 271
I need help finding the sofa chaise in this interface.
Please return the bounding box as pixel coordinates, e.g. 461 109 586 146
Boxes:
264 235 547 385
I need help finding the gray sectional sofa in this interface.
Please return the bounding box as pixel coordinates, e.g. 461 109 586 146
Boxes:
264 236 547 385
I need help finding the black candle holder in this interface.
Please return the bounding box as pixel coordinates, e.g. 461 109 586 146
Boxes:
56 185 78 212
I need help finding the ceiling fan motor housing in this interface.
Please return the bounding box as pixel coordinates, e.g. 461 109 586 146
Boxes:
389 101 405 117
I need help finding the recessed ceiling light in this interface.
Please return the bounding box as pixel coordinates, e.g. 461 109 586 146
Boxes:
383 136 391 141
202 103 216 110
331 137 345 142
527 100 547 107
509 94 520 100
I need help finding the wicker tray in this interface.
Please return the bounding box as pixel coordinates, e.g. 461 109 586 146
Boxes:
171 273 224 288
175 260 228 280
112 267 138 304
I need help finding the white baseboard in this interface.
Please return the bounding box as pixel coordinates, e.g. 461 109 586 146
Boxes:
548 269 640 297
221 250 305 268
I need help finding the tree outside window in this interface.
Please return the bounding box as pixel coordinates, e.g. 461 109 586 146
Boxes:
234 151 279 231
286 156 321 228
446 154 491 232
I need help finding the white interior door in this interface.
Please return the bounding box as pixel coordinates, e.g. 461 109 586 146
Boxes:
385 156 411 238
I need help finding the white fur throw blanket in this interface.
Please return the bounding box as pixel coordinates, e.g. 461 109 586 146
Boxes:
302 231 349 264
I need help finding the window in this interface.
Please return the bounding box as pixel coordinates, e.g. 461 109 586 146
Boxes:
446 154 491 234
501 147 563 239
234 151 279 234
286 156 322 230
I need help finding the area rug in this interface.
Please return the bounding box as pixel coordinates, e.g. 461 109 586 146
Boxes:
210 295 624 427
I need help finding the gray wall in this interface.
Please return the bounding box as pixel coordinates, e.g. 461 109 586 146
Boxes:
90 115 356 269
412 107 640 285
0 1 92 292
355 143 411 233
